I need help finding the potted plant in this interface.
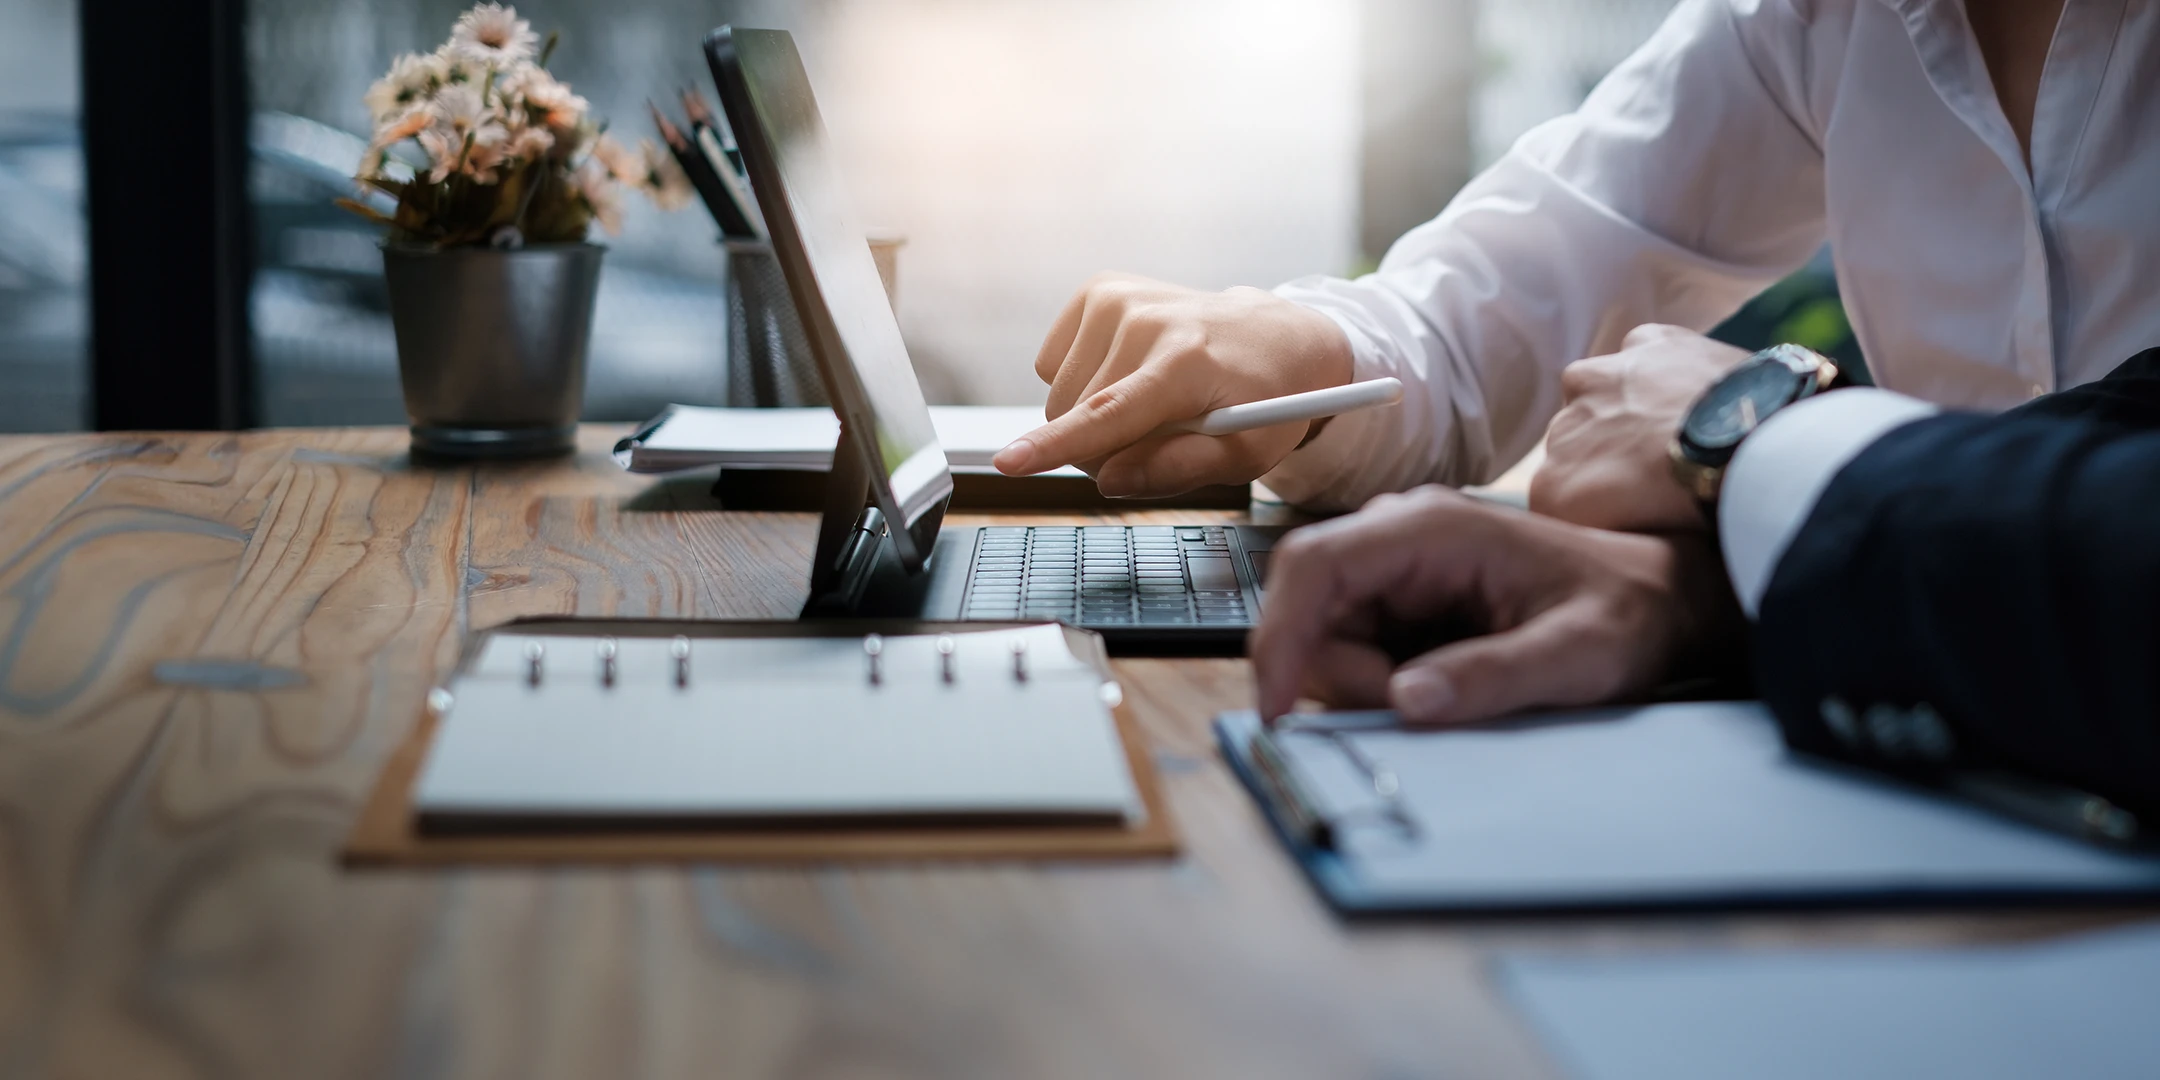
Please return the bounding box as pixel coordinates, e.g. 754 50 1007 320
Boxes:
340 3 689 459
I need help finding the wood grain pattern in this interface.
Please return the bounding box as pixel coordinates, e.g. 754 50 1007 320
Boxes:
0 426 2146 1080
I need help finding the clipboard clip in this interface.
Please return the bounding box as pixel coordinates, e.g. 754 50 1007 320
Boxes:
1247 720 1419 850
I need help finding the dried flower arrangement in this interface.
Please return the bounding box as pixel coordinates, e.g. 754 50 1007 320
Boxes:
340 3 691 249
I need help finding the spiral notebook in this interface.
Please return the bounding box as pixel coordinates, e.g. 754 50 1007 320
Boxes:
346 619 1178 865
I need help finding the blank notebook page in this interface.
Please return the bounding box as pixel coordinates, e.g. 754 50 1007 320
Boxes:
414 624 1142 824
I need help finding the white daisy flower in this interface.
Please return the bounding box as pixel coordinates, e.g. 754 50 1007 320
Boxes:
359 107 434 178
461 138 508 183
588 134 642 185
421 84 508 183
504 125 555 162
431 46 486 88
514 70 588 133
448 3 538 66
573 159 624 235
363 52 437 123
636 139 694 211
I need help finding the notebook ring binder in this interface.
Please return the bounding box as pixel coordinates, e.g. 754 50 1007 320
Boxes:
937 635 957 683
863 634 883 685
525 641 545 687
598 638 619 687
671 636 692 688
1011 638 1028 683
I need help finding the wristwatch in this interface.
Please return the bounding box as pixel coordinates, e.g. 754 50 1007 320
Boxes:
1669 343 1850 507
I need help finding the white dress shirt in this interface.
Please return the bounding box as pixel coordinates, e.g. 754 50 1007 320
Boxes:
1262 0 2160 514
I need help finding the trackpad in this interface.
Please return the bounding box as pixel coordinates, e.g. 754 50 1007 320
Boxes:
1188 556 1238 592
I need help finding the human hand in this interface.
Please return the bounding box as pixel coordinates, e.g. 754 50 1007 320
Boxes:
1250 486 1742 725
1530 324 1751 532
991 273 1353 497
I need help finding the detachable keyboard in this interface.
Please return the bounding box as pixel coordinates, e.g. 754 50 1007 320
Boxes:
960 525 1253 627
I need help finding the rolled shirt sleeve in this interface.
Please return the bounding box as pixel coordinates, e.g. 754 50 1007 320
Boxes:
1262 0 1831 510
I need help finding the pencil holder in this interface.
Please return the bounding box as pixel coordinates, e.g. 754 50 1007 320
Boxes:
724 240 822 407
722 234 904 408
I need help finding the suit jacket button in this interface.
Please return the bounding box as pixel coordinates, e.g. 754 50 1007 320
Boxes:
1819 697 1862 748
1907 703 1955 761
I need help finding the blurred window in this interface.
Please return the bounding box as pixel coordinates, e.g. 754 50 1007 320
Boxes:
0 0 89 433
233 0 1851 428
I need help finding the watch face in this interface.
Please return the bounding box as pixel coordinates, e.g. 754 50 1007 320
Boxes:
1683 356 1811 451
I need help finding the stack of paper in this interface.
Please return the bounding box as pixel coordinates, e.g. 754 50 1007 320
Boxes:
615 404 1086 477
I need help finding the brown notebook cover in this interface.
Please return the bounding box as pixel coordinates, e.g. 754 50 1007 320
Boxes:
344 618 1179 866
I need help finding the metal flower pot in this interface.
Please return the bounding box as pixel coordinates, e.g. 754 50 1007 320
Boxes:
383 243 604 459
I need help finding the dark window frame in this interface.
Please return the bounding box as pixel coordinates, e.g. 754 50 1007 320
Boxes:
81 0 255 430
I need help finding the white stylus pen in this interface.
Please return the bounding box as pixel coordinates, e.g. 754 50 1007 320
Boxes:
1161 377 1404 437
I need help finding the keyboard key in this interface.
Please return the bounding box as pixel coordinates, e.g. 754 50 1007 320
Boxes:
1186 557 1237 591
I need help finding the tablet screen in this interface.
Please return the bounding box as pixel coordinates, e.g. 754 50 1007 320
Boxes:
711 28 951 562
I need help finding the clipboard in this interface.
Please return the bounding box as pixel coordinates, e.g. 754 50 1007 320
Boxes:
1215 706 2160 915
345 618 1178 866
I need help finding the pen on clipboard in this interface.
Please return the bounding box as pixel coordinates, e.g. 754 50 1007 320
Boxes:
1246 718 1418 850
1949 771 2143 847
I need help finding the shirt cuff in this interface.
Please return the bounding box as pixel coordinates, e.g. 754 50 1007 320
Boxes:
1255 293 1392 510
1719 388 1940 618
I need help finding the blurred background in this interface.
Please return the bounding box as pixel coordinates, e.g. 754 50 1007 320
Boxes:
0 0 1855 434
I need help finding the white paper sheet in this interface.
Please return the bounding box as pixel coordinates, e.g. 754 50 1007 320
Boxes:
619 404 1086 476
1501 921 2160 1080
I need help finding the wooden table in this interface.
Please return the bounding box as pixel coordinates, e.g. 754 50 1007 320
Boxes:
1 426 2145 1079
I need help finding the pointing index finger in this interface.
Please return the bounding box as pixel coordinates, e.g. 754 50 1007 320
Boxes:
995 368 1200 476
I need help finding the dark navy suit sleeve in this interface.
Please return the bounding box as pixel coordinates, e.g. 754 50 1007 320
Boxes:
1754 348 2160 818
